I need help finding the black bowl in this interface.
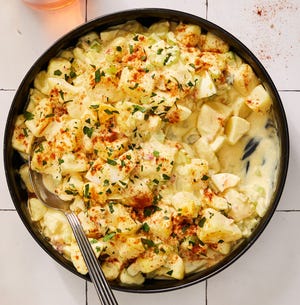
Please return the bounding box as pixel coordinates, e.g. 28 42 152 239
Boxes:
3 8 289 293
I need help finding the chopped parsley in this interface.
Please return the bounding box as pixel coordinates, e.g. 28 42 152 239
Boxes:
141 222 150 232
22 127 29 137
141 238 155 249
129 83 139 90
103 179 110 186
107 158 117 166
131 104 146 115
152 178 159 185
89 104 99 109
143 205 162 217
69 70 77 79
162 174 170 181
166 270 173 276
163 53 172 65
187 80 194 87
201 175 209 181
108 201 115 214
104 109 119 115
103 232 116 242
84 184 91 199
181 223 190 233
59 90 65 100
198 217 206 228
129 44 134 54
153 150 160 157
95 69 105 83
54 69 62 76
83 126 94 138
23 111 34 121
65 189 78 196
35 143 44 153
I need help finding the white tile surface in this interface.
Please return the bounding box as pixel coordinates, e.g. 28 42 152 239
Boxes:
207 212 300 305
87 0 207 20
0 212 86 305
208 0 300 91
1 1 299 305
88 281 206 305
278 91 300 210
0 91 15 210
0 0 86 89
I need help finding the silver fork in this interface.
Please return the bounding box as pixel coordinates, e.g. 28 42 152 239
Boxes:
29 140 118 305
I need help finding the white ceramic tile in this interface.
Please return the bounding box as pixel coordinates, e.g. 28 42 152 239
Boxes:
0 90 16 210
0 0 86 89
208 0 300 91
0 211 86 305
277 91 300 210
207 211 300 305
87 0 207 20
87 280 206 305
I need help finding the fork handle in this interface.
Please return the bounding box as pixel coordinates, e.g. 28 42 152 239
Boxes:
65 212 118 305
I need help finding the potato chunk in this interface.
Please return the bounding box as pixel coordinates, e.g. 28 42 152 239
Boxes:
201 32 229 53
246 84 272 113
225 116 250 145
233 64 259 96
197 208 242 243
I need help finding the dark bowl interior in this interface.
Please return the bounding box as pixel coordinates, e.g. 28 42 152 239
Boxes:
3 8 289 293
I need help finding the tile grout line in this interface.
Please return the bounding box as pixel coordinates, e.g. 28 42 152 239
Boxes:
0 209 16 211
205 0 208 20
85 280 88 305
276 209 300 212
205 279 208 305
278 89 300 92
85 0 88 23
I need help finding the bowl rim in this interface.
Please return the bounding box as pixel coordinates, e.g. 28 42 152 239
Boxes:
3 8 290 293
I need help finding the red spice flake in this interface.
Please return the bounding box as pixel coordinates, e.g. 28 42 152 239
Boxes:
103 131 118 143
256 48 272 61
251 0 298 63
254 0 298 21
256 8 263 16
204 188 213 202
131 192 153 209
166 108 180 123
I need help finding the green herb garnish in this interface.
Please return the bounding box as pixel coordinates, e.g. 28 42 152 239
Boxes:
198 217 206 228
141 222 150 232
23 111 34 121
141 238 155 249
83 126 94 138
103 232 116 242
162 174 170 181
107 158 117 166
54 69 62 76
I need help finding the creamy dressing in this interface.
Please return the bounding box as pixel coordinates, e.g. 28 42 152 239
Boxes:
217 111 279 217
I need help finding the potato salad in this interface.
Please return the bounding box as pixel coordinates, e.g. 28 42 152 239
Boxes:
12 20 279 284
